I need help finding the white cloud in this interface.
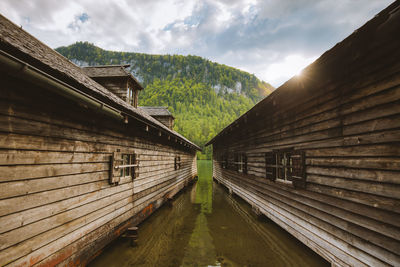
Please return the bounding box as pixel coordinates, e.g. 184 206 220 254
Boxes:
0 0 394 87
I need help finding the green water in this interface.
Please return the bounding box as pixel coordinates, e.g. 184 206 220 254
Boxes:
89 160 328 267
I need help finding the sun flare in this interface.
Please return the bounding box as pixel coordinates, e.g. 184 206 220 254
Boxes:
265 54 317 86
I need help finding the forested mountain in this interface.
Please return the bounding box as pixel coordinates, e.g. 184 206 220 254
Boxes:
56 42 274 158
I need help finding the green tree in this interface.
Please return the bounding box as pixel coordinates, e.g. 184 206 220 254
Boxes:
56 42 275 158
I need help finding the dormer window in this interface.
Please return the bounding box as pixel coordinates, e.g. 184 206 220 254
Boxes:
82 64 143 108
139 106 175 129
127 86 134 106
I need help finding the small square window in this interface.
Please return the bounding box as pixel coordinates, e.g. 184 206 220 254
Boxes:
265 150 305 187
120 154 135 177
110 152 139 185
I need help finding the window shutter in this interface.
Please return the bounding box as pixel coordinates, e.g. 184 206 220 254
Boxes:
110 151 122 185
265 152 276 181
282 152 292 181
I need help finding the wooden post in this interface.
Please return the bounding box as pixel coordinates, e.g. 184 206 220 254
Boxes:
122 227 138 247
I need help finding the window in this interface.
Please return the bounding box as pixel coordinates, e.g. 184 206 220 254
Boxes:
120 154 136 177
129 88 134 106
126 87 130 104
265 150 305 187
174 156 181 170
234 153 248 174
110 152 139 185
126 87 134 106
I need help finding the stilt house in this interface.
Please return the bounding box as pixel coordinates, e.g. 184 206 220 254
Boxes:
0 15 200 266
207 2 400 266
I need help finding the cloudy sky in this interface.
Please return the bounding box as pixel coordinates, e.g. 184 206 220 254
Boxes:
0 0 393 87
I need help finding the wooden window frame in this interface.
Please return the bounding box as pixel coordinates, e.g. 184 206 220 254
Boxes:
110 152 139 185
126 87 131 104
265 150 305 188
120 154 135 177
126 86 135 106
234 153 248 174
129 88 134 106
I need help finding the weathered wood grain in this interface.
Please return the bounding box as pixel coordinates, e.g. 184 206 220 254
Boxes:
0 80 198 267
210 4 400 266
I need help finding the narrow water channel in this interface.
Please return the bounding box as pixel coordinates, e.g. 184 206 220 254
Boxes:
89 160 329 267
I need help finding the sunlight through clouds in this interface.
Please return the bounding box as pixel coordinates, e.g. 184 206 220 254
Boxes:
265 54 318 87
0 0 393 88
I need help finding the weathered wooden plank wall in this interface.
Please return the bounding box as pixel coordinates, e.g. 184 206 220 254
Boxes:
211 3 400 266
92 77 128 102
0 75 197 266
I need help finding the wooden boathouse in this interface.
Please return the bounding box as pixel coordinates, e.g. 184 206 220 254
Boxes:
0 15 200 266
207 2 400 266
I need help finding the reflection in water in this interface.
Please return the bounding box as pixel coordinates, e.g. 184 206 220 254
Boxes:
89 160 328 267
182 160 216 266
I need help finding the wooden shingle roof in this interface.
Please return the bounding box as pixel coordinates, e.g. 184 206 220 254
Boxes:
139 106 174 118
82 65 131 77
82 65 143 90
82 64 143 90
0 14 199 150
